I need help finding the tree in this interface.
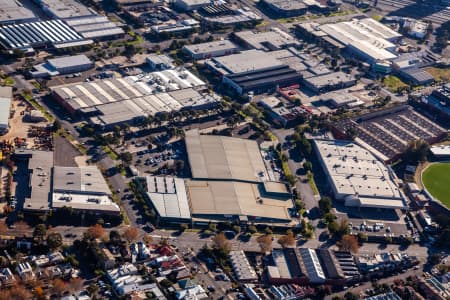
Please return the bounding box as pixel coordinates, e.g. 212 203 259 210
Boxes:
109 230 122 245
212 232 231 252
208 223 217 232
33 224 47 244
68 277 84 292
52 278 66 296
84 224 105 240
248 225 257 234
119 152 133 164
123 227 139 243
46 232 63 250
303 161 312 172
143 234 153 246
0 221 6 235
319 197 332 214
328 220 339 235
357 232 368 243
257 234 273 253
323 212 336 224
53 119 61 131
404 139 430 163
339 235 359 254
278 230 296 248
338 218 350 236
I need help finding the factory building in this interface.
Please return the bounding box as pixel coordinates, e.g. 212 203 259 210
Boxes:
0 0 38 25
50 69 219 129
314 139 408 210
31 55 94 78
0 86 12 135
135 129 294 225
233 29 300 51
206 50 302 95
182 40 239 60
0 20 92 52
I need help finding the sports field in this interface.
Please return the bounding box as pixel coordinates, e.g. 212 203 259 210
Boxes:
422 163 450 208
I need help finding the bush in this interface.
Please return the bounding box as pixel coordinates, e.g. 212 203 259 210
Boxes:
248 225 257 234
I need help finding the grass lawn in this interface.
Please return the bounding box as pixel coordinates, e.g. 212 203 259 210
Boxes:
425 67 450 82
383 75 409 93
422 163 450 208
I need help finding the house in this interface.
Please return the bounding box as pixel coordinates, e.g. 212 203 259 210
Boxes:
16 262 34 280
0 268 15 287
175 284 208 299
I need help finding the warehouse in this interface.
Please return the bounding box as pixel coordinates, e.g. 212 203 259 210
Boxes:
206 50 302 95
0 86 12 135
183 129 293 223
314 139 408 209
182 40 239 59
302 18 401 63
175 0 211 11
0 20 91 51
52 166 120 215
14 149 54 213
398 67 434 86
303 71 356 93
36 0 124 40
234 29 300 51
0 0 38 25
139 176 191 223
261 0 307 17
31 54 94 78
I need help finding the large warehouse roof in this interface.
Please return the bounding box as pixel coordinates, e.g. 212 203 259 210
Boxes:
53 166 111 195
185 129 269 182
0 19 91 50
0 0 37 24
209 49 285 75
0 86 12 130
186 179 292 221
314 139 407 209
144 176 191 220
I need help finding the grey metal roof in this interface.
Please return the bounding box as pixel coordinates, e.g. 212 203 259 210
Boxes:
48 54 92 69
0 20 84 50
0 0 37 24
0 86 11 128
53 166 111 195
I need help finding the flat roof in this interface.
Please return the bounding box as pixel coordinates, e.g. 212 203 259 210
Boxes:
430 145 450 156
15 149 54 212
52 192 120 213
186 179 292 221
0 0 37 24
314 139 407 209
0 86 12 128
263 0 307 11
53 166 111 195
209 49 284 75
0 20 86 50
183 40 238 55
304 71 355 88
234 29 298 51
38 0 94 19
48 54 92 69
144 176 191 220
185 129 269 182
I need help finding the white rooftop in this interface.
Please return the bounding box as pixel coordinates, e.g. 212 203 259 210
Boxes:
314 139 407 209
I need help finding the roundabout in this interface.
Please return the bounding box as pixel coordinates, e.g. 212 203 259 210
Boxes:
422 162 450 209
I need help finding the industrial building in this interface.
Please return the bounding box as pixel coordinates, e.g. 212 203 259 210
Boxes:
36 0 124 40
233 29 300 51
303 71 356 93
13 150 119 215
151 19 199 34
50 69 218 128
136 130 293 224
0 86 12 135
320 91 364 108
332 105 447 162
0 0 38 25
0 20 92 52
14 149 54 213
174 0 211 11
421 84 450 119
146 54 174 71
198 3 262 27
52 166 120 215
398 67 434 86
229 251 258 283
258 96 311 127
31 54 94 78
184 129 293 223
261 0 307 17
298 18 402 64
206 50 302 95
313 139 407 209
139 176 191 223
182 40 239 59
